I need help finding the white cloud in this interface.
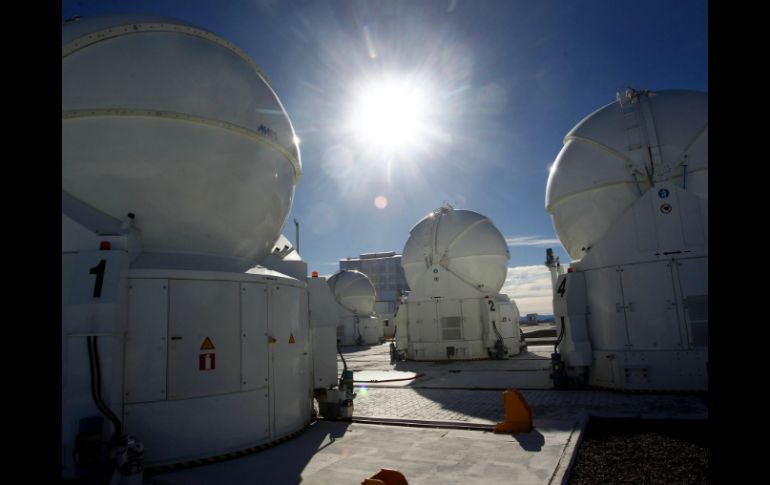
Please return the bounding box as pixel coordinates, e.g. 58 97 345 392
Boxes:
501 265 556 315
505 236 561 247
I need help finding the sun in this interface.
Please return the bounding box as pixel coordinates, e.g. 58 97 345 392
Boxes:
348 77 431 154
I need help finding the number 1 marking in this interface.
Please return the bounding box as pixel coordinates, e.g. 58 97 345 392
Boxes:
89 260 107 298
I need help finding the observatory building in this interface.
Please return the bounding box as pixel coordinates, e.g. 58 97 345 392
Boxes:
394 207 522 360
327 269 384 345
61 14 344 479
340 251 409 338
546 89 708 391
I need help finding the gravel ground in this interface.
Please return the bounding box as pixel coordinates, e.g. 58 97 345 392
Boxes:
568 417 708 484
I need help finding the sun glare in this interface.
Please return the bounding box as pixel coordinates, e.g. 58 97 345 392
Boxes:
349 78 430 153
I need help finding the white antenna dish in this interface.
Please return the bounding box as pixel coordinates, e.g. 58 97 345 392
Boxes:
545 90 707 259
327 270 377 316
401 207 509 298
62 14 302 271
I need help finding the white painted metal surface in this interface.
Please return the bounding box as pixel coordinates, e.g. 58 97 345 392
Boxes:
327 270 385 345
240 283 270 392
402 207 509 299
327 270 376 316
120 270 310 467
548 89 708 390
546 90 707 260
61 15 320 475
123 390 270 466
397 207 521 360
269 282 311 438
61 248 130 479
62 15 301 272
358 315 385 344
167 280 242 400
307 277 341 388
124 279 168 404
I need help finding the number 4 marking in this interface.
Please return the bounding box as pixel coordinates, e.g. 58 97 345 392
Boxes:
557 278 567 298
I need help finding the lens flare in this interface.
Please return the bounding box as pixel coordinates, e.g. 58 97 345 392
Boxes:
374 195 388 209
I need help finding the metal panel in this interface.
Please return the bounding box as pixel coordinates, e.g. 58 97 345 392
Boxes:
269 284 310 438
620 262 683 350
419 300 439 342
125 279 168 403
167 280 241 400
124 390 269 467
461 299 482 341
440 317 462 341
675 258 708 349
311 327 338 389
584 268 629 350
438 299 463 341
240 283 268 392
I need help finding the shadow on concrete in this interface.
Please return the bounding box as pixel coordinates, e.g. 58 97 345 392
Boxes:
339 343 553 423
146 421 351 485
510 428 546 452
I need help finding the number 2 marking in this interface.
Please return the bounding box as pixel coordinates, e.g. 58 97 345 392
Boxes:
488 300 496 312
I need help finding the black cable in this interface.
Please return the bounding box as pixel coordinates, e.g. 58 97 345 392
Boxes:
87 336 123 438
554 316 566 354
491 321 508 355
491 320 504 341
87 337 110 428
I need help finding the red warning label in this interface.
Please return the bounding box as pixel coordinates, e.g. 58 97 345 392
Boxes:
288 333 296 344
199 353 216 370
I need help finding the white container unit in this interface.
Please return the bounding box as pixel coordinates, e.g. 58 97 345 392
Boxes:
328 270 383 345
395 207 521 360
547 89 708 391
62 15 313 476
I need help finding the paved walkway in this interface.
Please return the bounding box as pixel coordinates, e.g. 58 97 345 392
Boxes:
352 387 708 424
149 342 707 484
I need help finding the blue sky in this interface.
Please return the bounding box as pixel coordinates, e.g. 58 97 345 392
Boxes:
61 0 708 313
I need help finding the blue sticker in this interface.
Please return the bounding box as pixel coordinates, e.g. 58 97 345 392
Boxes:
658 188 670 199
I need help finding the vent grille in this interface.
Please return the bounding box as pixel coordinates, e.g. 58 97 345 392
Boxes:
440 316 462 340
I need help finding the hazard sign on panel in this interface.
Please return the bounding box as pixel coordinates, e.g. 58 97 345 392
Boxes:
199 353 216 370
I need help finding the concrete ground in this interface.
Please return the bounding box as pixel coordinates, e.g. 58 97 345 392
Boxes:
146 342 707 485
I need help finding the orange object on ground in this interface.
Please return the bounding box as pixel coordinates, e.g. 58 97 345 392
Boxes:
493 389 533 433
362 468 409 485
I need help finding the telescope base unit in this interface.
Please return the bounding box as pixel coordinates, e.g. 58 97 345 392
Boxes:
552 256 708 391
62 246 312 475
396 295 521 361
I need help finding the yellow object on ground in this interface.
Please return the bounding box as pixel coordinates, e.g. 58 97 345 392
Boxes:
362 468 409 485
493 389 533 433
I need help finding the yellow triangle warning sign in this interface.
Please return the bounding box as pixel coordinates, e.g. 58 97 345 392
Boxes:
200 337 215 350
288 333 296 344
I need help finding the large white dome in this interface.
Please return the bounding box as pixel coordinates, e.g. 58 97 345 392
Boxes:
62 15 302 270
546 89 707 260
327 270 376 315
401 207 509 295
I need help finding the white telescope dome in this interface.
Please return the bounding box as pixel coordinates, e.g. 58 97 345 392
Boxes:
327 270 376 315
62 14 302 270
546 89 707 260
402 207 509 295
